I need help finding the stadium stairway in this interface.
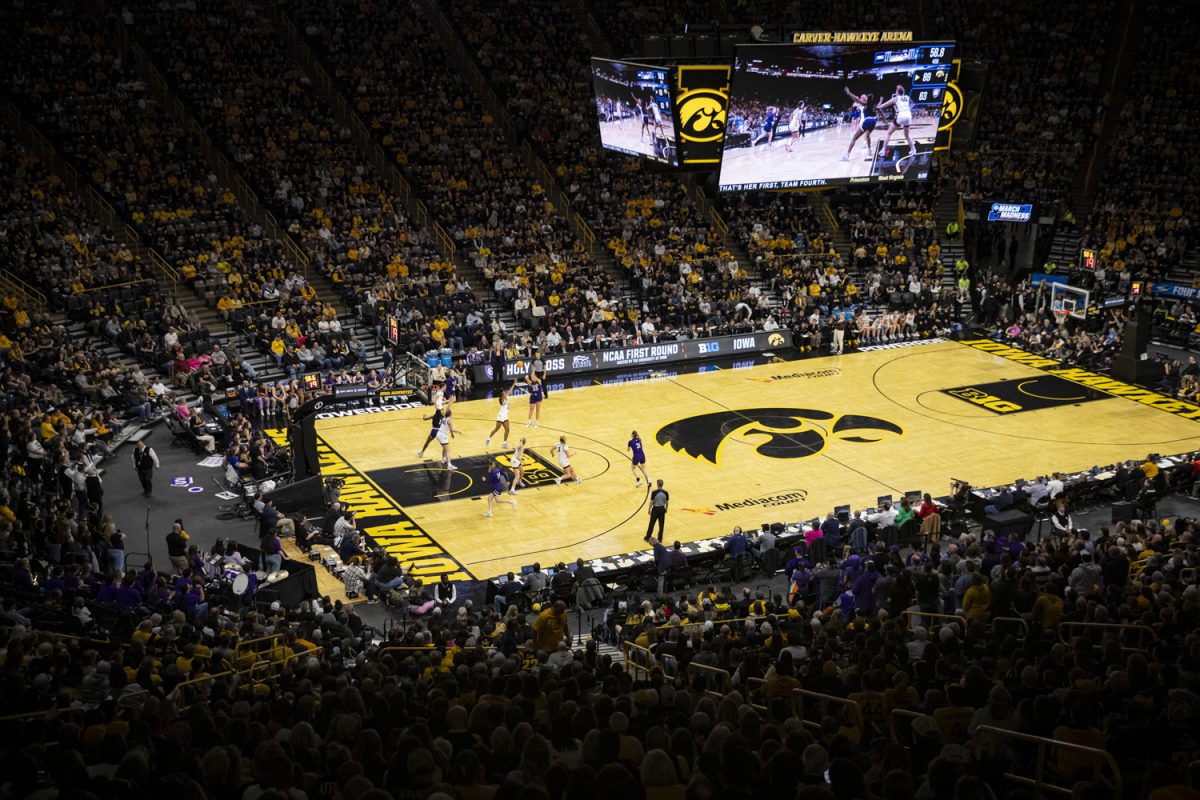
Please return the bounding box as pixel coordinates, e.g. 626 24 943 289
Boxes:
270 6 483 308
1045 229 1083 274
1075 0 1140 215
417 0 609 280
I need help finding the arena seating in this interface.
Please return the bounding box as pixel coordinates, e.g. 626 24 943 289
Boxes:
929 0 1114 217
286 0 615 342
1082 0 1198 282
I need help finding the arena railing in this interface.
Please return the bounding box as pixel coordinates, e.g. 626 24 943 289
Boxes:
275 645 323 673
170 661 271 709
623 640 656 680
86 186 116 228
0 268 46 307
659 652 680 678
147 249 181 287
379 645 440 660
78 277 157 295
685 661 732 695
656 616 753 637
975 725 1122 797
433 222 457 260
0 705 88 727
1058 621 1156 651
707 206 729 239
901 610 969 633
991 616 1030 637
233 633 287 665
819 198 839 233
790 688 863 736
888 707 938 746
744 677 770 713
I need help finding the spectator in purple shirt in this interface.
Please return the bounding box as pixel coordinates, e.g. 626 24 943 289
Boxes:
116 576 143 611
852 562 882 612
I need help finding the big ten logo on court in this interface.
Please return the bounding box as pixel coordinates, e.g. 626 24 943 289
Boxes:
698 340 722 354
946 387 1022 414
499 450 562 487
674 65 731 164
656 407 902 465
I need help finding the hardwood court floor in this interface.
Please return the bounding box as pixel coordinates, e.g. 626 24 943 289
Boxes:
315 340 1200 578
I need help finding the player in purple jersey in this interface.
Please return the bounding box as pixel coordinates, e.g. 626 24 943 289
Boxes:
525 374 545 428
483 459 517 517
444 370 458 404
627 430 650 487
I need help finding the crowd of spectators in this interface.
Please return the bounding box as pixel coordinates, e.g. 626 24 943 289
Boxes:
443 0 761 340
287 0 614 341
122 0 486 366
931 0 1113 217
8 460 1200 799
1082 0 1198 281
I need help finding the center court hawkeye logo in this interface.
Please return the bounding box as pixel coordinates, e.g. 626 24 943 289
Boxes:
656 407 903 464
684 490 808 515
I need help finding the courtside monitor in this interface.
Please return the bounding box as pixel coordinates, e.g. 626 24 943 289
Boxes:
592 58 678 165
718 41 956 190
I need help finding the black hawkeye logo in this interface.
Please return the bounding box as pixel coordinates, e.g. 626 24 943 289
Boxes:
677 89 728 142
655 407 903 465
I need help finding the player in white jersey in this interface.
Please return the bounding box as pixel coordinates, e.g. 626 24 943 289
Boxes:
485 380 518 449
553 435 581 485
784 103 806 152
508 436 527 494
416 379 447 458
435 407 457 470
876 85 915 154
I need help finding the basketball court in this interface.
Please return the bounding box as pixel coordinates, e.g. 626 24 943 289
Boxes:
597 117 673 161
315 339 1200 581
720 113 940 184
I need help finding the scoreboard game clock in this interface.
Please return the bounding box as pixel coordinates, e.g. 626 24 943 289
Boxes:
1079 248 1098 271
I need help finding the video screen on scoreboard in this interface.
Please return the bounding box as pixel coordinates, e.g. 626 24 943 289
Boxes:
718 42 956 190
592 58 678 166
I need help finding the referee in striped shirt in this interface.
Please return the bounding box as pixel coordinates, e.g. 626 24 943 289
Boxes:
645 480 669 543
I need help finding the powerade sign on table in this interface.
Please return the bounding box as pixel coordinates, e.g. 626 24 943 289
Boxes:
472 330 792 382
987 203 1033 222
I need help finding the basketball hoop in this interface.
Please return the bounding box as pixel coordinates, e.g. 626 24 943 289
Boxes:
1052 308 1071 326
